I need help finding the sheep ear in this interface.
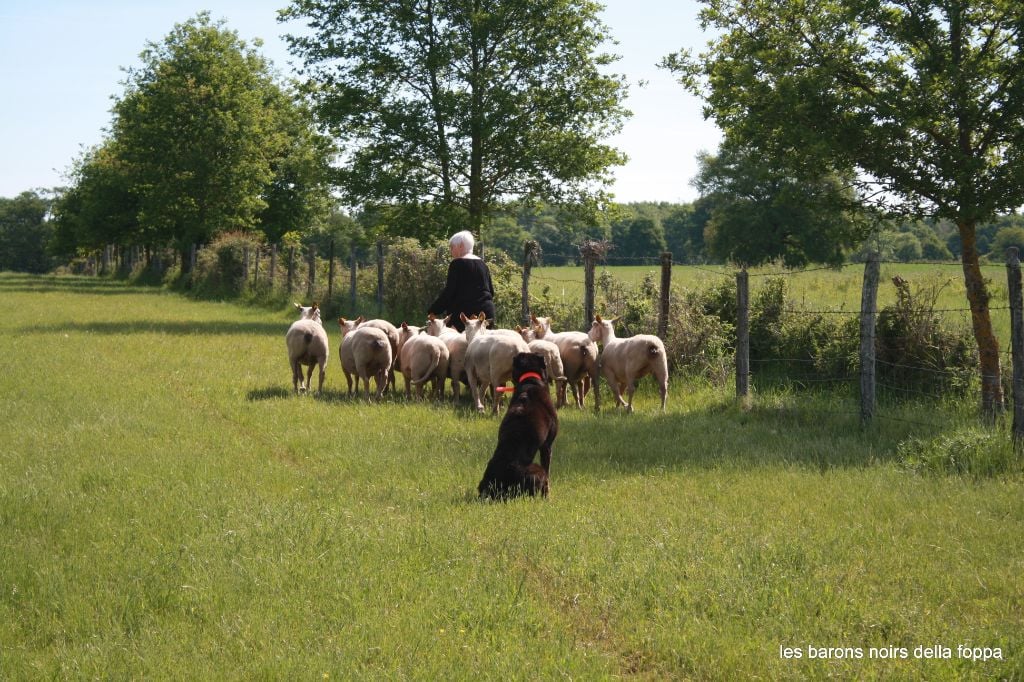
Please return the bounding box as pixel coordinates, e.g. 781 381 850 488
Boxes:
401 322 408 330
356 315 365 324
294 302 302 310
428 313 436 321
444 314 452 324
595 314 603 323
478 312 486 320
460 312 469 322
530 313 539 323
339 317 346 325
312 302 319 310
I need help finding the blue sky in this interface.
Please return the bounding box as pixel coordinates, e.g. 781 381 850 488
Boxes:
0 0 720 203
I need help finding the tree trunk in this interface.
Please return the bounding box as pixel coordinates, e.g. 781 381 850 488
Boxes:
959 220 1003 419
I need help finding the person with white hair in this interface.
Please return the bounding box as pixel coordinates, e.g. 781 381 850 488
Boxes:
428 230 495 332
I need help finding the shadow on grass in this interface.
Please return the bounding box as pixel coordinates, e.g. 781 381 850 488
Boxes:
20 319 285 336
551 394 970 476
0 273 167 296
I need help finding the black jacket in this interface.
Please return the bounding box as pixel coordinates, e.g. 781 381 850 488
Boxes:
428 257 495 330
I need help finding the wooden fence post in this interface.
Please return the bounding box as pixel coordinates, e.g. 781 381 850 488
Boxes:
350 250 358 314
1007 247 1024 447
658 251 672 338
307 245 316 300
736 268 750 404
522 240 539 327
269 244 277 291
253 247 261 286
287 246 295 293
376 240 385 316
327 239 335 303
859 252 881 424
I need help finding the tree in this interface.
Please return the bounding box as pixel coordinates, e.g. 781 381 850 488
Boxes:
281 0 629 243
0 192 54 273
693 143 868 268
52 142 141 258
666 0 1024 415
993 226 1024 256
112 13 332 270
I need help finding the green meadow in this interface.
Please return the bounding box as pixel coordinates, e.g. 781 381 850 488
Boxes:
1 271 1022 680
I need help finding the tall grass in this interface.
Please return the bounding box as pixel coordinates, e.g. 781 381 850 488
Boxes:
1 272 1022 679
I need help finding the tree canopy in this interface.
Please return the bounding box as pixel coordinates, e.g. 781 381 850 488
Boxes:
53 13 334 269
281 0 630 243
665 0 1024 416
693 142 868 268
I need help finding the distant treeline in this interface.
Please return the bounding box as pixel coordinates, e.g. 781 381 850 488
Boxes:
3 191 1024 274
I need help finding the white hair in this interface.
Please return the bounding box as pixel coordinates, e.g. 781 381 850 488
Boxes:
449 230 476 254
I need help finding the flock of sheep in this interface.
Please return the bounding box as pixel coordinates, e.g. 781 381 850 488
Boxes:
285 303 669 413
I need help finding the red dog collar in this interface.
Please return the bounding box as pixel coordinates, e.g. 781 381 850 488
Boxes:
516 372 544 384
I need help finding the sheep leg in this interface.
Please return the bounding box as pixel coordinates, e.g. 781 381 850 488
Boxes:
292 360 302 394
625 381 636 414
467 368 485 412
305 364 316 394
316 361 326 394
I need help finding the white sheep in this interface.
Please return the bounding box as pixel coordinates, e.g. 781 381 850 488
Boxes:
358 318 399 392
587 314 668 412
286 302 329 394
337 317 392 400
531 314 601 411
515 326 568 405
424 314 468 402
397 323 450 400
462 312 530 413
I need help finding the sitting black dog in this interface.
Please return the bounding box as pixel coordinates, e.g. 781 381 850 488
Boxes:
478 352 559 500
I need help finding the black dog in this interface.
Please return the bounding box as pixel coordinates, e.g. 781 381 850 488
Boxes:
478 352 559 500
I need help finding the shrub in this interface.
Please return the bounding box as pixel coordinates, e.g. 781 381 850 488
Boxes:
379 238 522 326
875 275 976 395
191 231 265 299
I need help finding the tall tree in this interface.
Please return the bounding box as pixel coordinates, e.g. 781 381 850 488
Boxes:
112 13 331 270
52 142 141 257
281 0 629 243
0 191 53 273
665 0 1024 416
693 142 868 268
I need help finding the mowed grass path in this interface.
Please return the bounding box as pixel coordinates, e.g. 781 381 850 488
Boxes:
1 272 1021 679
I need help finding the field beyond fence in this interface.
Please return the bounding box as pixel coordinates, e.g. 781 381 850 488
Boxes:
1 271 1022 679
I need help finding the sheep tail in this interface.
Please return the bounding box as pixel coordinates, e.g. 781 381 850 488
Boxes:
303 331 313 345
411 350 440 386
648 343 661 356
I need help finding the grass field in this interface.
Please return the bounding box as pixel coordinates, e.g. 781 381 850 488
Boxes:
1 271 1022 679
